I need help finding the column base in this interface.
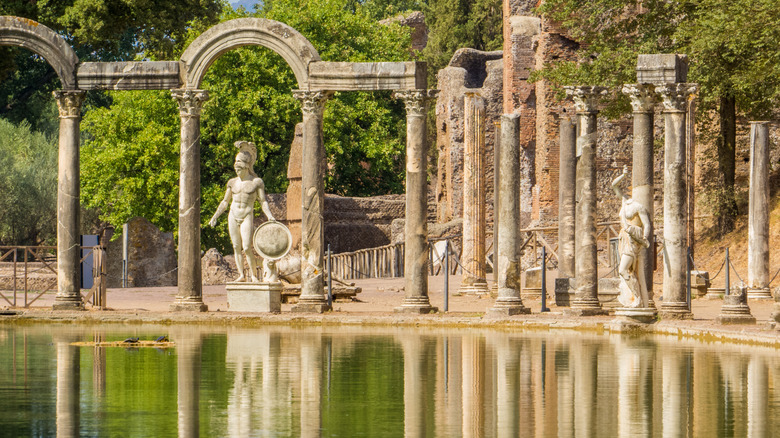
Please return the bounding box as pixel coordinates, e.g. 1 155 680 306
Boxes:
659 301 692 320
614 307 657 324
395 296 437 314
52 296 84 311
564 297 607 316
291 296 331 313
458 279 489 295
716 294 755 324
747 288 773 300
486 305 530 317
169 298 208 312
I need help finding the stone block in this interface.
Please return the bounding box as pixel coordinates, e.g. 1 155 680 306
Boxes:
107 217 177 287
226 282 282 313
522 267 542 298
554 277 574 306
308 61 426 91
597 277 621 308
690 270 710 297
716 285 755 324
637 54 689 85
77 61 182 90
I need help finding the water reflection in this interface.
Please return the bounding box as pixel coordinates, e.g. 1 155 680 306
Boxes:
0 325 779 437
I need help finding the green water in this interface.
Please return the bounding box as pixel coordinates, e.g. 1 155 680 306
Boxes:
0 324 778 437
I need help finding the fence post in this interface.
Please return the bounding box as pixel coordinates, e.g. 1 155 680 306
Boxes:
725 247 730 296
541 245 549 312
327 244 333 307
444 239 449 312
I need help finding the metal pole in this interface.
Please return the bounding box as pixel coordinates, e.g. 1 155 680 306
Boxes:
686 246 691 311
725 247 730 296
327 244 333 307
541 245 549 312
444 239 449 312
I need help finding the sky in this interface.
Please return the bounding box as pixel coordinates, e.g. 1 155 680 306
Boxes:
230 0 261 10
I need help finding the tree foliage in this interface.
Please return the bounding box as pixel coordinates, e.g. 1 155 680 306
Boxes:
421 0 503 86
535 0 780 235
0 118 58 246
81 1 413 252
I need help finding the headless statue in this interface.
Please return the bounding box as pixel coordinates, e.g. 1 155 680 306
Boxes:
612 165 652 308
209 141 275 282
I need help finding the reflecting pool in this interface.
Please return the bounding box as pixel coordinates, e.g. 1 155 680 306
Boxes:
0 324 778 437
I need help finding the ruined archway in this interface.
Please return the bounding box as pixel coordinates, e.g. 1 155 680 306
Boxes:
0 16 78 89
180 17 320 89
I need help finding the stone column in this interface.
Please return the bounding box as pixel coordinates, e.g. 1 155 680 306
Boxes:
557 116 577 279
55 334 80 437
292 90 333 313
460 92 489 294
488 114 529 316
622 84 657 307
565 86 608 316
747 122 771 299
53 90 86 310
657 84 697 319
170 89 209 312
394 89 438 314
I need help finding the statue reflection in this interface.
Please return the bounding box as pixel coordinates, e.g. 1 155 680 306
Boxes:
614 337 654 437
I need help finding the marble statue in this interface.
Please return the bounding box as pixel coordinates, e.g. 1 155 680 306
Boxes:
612 165 652 308
209 141 275 282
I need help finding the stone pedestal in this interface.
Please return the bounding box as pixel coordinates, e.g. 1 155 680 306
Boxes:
170 89 210 312
487 114 529 317
716 285 756 324
747 121 772 299
690 270 710 298
657 83 697 320
394 89 438 314
564 86 608 316
226 282 282 313
614 307 657 324
554 278 574 306
522 266 542 299
770 300 780 323
52 90 86 311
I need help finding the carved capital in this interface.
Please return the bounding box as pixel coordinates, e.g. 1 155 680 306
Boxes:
171 89 210 117
292 90 332 116
52 90 86 119
657 83 698 113
393 89 439 117
564 86 609 114
621 84 657 113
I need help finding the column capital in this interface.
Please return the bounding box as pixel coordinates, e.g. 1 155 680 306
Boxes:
52 90 86 119
292 90 333 116
171 89 210 117
621 84 657 113
393 89 438 116
564 86 609 114
656 83 698 113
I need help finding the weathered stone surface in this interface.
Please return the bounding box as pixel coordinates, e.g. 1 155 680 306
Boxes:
435 50 502 225
747 122 771 299
107 217 178 288
226 282 281 313
716 285 756 324
201 248 238 286
308 61 426 91
286 123 303 249
379 11 427 52
77 61 182 90
637 54 689 85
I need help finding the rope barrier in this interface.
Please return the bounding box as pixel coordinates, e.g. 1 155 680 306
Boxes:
727 257 745 284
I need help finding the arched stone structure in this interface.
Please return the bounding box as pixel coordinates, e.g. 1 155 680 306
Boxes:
0 16 78 89
180 17 320 89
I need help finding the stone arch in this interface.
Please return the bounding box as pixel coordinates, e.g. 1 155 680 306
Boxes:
0 16 79 90
180 17 321 89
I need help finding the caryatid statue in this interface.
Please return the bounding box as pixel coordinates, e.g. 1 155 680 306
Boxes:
209 141 275 282
612 165 652 308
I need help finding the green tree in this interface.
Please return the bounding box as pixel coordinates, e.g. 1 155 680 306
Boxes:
0 118 58 245
536 0 780 236
421 0 503 86
81 2 413 252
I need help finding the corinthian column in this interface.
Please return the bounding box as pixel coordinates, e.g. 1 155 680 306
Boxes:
747 122 771 299
657 83 697 319
52 90 86 310
170 89 209 312
460 92 489 294
394 89 438 313
564 86 608 316
291 90 332 313
622 84 657 308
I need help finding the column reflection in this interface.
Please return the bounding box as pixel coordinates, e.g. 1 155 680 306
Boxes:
172 327 203 438
55 333 80 438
